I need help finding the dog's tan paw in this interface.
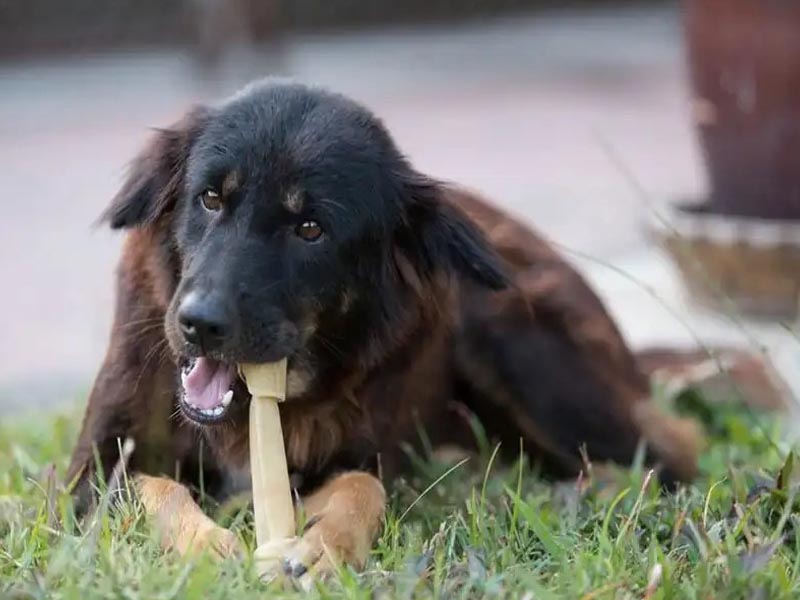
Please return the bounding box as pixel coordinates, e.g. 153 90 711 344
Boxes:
254 516 366 583
254 537 300 580
194 523 244 560
286 514 368 580
253 472 384 585
134 474 243 560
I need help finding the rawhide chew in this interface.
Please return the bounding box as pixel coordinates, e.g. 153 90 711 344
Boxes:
239 359 294 546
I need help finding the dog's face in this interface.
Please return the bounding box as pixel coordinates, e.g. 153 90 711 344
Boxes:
105 81 507 426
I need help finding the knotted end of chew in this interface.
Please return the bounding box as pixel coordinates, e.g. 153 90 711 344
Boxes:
239 360 288 401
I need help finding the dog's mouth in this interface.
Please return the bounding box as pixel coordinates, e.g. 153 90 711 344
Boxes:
179 357 248 425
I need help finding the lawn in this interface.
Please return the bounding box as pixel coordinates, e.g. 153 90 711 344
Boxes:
1 392 796 599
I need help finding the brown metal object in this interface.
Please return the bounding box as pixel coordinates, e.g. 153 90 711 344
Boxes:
684 0 800 219
663 1 800 317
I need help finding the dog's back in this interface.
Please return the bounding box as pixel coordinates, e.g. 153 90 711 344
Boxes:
446 189 701 483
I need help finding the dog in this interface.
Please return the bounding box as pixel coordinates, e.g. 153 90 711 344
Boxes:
67 80 703 578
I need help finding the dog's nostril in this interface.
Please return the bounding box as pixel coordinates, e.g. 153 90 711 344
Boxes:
177 294 231 350
179 319 198 341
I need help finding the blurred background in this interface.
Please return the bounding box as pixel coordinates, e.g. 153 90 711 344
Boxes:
1 0 799 415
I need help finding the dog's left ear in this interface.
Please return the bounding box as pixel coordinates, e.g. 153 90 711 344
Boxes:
400 176 509 290
102 107 208 229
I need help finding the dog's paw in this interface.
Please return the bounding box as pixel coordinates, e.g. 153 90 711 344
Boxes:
134 474 243 560
280 525 340 581
254 537 301 580
254 515 368 586
194 523 244 560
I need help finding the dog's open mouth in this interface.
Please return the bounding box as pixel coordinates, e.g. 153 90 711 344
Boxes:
179 357 242 424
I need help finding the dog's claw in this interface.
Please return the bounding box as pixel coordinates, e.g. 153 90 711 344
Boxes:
255 521 339 583
254 537 301 581
281 558 293 576
284 557 308 578
205 527 244 560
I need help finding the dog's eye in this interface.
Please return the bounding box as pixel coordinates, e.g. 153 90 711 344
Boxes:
200 189 222 212
295 220 323 242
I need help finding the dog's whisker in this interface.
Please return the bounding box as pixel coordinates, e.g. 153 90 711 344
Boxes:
314 333 346 360
131 338 170 397
316 197 347 217
118 316 164 329
124 323 167 346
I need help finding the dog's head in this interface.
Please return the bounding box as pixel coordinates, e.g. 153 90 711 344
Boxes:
106 81 508 425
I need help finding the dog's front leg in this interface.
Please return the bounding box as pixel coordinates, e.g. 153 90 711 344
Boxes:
272 471 386 580
135 474 242 559
68 234 182 513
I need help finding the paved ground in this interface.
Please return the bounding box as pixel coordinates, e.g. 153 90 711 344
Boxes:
1 4 797 415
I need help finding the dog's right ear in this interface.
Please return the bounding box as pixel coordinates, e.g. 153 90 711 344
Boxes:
399 175 510 291
102 107 208 229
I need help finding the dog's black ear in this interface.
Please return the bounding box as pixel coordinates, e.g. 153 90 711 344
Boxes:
402 176 510 290
102 107 207 229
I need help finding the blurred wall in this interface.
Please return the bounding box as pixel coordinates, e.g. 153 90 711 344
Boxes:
1 0 653 57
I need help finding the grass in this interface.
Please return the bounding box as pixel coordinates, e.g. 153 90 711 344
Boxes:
1 391 798 599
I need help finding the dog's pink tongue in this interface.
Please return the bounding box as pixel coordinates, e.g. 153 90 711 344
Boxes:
184 358 234 409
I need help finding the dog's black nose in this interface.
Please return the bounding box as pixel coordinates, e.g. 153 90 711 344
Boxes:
177 293 232 350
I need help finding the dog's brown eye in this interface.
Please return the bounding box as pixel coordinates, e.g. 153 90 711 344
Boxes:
200 189 222 211
296 220 323 242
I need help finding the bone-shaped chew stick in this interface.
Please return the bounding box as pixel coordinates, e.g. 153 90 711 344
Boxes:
239 359 294 546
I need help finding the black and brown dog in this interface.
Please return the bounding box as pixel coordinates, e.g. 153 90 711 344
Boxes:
68 80 702 577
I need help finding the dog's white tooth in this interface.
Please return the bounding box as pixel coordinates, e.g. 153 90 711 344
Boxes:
222 390 233 407
181 372 188 386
